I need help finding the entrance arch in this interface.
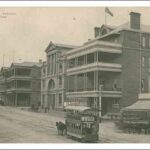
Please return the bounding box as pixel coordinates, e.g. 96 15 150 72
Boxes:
47 79 55 110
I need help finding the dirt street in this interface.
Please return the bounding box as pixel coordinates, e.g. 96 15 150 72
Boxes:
1 106 150 143
0 106 76 143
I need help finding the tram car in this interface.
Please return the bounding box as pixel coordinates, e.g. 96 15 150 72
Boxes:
65 106 99 142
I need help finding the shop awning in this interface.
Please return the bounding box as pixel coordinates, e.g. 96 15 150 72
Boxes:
122 100 150 111
65 106 91 112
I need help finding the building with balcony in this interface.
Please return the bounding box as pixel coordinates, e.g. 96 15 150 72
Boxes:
0 61 42 107
41 42 77 110
65 12 150 116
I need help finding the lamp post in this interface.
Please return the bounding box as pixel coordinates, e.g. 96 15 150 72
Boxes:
98 84 103 121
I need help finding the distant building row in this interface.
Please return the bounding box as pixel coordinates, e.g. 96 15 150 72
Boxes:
0 62 42 106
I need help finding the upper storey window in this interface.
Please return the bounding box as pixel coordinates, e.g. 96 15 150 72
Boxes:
42 68 46 75
59 63 63 73
142 56 145 67
142 36 146 47
68 58 76 68
87 53 94 64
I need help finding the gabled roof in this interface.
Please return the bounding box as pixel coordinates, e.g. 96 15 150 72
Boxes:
45 41 78 53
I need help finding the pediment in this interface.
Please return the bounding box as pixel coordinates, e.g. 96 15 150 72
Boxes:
45 41 57 53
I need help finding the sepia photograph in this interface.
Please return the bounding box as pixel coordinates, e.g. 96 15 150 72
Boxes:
1 5 150 145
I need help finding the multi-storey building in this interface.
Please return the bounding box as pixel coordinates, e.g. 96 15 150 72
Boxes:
41 42 77 110
65 12 150 116
0 61 42 106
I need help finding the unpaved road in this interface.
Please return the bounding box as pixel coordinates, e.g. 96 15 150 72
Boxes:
1 106 150 143
0 106 76 143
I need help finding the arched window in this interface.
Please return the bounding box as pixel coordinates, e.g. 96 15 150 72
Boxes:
48 79 55 90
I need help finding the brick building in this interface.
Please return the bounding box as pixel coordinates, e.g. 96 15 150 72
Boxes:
0 61 42 107
65 12 150 116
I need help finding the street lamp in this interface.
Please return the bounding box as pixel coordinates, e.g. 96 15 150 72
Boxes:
98 84 103 121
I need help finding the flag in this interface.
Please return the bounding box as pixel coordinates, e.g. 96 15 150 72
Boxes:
105 7 113 17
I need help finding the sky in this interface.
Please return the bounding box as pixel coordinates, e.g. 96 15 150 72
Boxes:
1 7 150 68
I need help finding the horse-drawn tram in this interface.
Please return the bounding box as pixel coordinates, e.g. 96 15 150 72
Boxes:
65 106 99 142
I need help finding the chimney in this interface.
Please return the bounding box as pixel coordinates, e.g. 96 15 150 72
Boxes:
130 12 141 30
94 27 101 37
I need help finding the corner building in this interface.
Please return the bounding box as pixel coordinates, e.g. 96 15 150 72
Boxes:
65 12 150 116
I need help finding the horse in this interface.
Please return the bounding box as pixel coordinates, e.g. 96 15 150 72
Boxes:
56 121 66 135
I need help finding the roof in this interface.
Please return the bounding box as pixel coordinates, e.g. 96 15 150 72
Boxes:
122 100 150 111
1 67 9 71
12 62 42 67
103 24 117 30
65 106 91 112
86 22 150 45
45 41 78 53
98 22 150 39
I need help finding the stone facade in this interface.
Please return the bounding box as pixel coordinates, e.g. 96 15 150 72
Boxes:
41 42 76 110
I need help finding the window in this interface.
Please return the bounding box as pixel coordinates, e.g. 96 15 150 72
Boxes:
59 63 63 73
142 56 145 67
87 53 94 64
149 58 150 67
43 68 45 75
68 58 76 68
141 79 145 91
142 37 146 47
78 56 84 66
59 93 62 105
42 80 45 89
59 76 62 87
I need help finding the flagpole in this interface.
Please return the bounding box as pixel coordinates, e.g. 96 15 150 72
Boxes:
105 10 107 25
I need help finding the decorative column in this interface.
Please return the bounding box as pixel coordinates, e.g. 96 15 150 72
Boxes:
49 55 51 75
74 75 77 92
85 73 87 91
75 57 78 67
95 71 98 90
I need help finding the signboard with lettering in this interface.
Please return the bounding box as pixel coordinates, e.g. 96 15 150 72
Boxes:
81 116 95 122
